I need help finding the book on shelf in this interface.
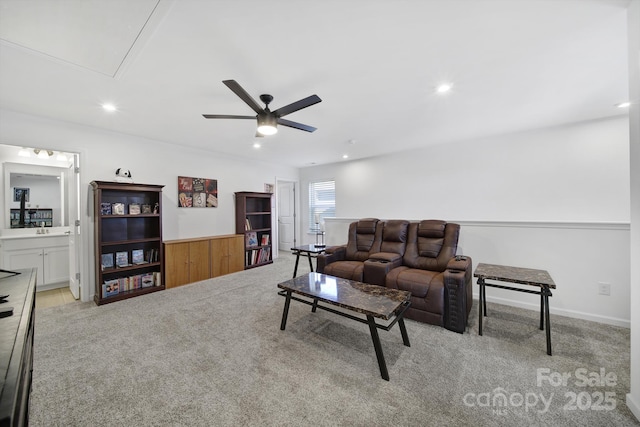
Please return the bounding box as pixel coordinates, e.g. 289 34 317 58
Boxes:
103 279 120 297
115 251 130 268
132 249 146 265
129 203 141 215
261 234 270 246
153 271 162 287
141 273 154 288
246 231 258 247
112 202 126 215
101 253 114 270
100 202 112 215
245 218 251 230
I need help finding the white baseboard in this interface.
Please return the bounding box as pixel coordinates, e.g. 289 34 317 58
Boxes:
475 293 630 328
627 393 640 423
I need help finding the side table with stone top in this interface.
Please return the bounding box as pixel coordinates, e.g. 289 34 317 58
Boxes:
474 262 556 355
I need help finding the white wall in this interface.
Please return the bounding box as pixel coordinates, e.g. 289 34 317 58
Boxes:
301 116 629 224
0 109 298 301
626 0 640 420
301 116 631 327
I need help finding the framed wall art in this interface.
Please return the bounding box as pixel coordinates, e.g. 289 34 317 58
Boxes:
178 176 218 208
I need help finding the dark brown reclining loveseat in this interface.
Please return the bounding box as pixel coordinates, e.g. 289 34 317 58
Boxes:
317 218 473 333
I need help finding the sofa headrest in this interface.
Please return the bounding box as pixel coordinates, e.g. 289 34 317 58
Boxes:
383 220 409 242
356 218 379 234
418 220 446 238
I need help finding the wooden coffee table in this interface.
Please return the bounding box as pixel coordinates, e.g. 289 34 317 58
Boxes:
277 272 411 381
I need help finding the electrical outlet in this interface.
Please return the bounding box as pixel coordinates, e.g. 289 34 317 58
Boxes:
598 282 611 296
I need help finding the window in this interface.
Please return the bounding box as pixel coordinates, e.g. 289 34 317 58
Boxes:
309 180 335 232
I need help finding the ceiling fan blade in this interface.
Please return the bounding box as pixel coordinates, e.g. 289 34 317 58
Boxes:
277 118 317 133
202 114 255 119
222 80 264 114
273 94 322 117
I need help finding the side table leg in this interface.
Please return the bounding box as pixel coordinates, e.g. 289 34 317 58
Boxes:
539 291 545 330
367 315 389 381
307 253 314 272
478 278 484 336
280 291 292 330
544 286 552 356
292 252 301 278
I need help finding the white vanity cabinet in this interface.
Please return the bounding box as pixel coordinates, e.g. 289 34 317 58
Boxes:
0 234 69 288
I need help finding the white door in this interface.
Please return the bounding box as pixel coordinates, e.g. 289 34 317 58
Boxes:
277 181 296 251
67 158 80 299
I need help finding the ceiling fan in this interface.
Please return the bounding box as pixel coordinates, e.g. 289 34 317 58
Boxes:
202 80 321 136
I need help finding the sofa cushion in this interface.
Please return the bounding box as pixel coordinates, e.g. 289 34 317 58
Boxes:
386 267 439 298
324 260 365 282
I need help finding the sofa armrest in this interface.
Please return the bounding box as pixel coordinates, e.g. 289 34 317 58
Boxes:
443 256 473 333
363 252 404 287
317 245 346 273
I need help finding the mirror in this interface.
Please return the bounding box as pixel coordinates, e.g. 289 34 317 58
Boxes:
4 162 69 228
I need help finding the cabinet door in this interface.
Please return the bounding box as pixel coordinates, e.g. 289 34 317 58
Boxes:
3 249 44 286
189 240 210 283
44 246 69 285
210 238 228 278
227 236 245 274
164 242 190 288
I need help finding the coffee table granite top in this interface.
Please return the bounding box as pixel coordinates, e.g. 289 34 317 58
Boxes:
474 263 556 289
277 272 411 320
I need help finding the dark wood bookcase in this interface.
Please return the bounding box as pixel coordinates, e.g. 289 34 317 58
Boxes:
91 181 165 305
235 191 273 269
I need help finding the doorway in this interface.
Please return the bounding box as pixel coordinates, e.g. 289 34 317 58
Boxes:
276 179 297 254
1 143 83 300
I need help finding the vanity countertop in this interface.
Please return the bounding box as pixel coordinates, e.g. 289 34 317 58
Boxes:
0 229 70 240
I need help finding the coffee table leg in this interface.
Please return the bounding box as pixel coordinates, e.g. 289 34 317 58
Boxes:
311 298 318 313
544 286 552 356
280 291 292 330
398 317 411 347
367 315 389 381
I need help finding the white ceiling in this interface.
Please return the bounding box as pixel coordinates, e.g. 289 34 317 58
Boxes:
0 0 631 167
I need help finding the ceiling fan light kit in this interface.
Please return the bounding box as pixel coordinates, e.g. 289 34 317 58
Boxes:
203 80 321 136
257 113 278 135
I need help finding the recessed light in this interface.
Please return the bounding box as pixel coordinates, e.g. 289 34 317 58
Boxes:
616 101 631 108
435 83 453 94
342 154 349 159
253 142 261 149
18 148 30 157
102 103 117 112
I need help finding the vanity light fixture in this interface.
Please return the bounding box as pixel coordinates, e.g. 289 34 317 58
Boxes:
34 149 53 159
616 101 631 108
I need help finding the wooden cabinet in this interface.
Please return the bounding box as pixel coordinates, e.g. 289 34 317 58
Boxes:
0 235 69 289
164 234 244 288
210 234 244 277
91 181 164 305
235 192 273 269
164 239 210 289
